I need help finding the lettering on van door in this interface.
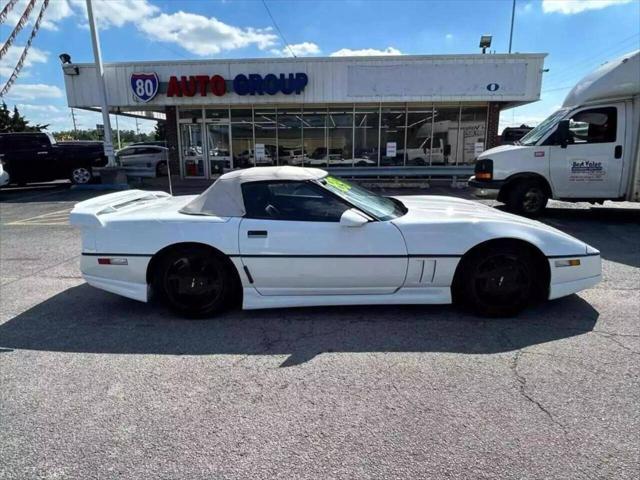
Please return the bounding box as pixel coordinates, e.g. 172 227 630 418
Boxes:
569 160 605 182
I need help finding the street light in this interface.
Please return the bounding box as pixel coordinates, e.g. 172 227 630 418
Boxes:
479 35 492 54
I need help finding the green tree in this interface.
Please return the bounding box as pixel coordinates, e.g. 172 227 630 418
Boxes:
0 102 48 132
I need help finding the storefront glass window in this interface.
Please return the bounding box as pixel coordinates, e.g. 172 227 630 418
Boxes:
231 108 253 169
354 108 379 167
406 107 435 166
277 108 303 166
380 107 406 167
459 106 488 164
327 107 353 167
302 108 327 168
180 123 205 177
254 108 277 166
432 106 461 165
205 108 229 122
178 108 203 122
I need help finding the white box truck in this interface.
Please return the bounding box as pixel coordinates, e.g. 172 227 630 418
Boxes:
470 50 640 215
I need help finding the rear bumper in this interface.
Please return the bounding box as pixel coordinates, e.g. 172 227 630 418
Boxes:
81 254 150 302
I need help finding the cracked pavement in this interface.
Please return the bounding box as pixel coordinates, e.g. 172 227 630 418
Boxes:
1 183 639 479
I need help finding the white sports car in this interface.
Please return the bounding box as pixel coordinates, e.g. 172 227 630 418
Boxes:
70 166 601 318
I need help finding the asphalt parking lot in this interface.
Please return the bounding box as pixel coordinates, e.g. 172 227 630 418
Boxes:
1 181 639 479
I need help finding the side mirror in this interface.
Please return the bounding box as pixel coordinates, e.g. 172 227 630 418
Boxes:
340 208 369 227
556 120 570 149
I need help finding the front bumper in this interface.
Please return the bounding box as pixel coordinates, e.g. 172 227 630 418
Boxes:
468 175 505 190
548 254 602 300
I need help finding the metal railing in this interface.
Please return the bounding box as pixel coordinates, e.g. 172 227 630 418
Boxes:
325 166 474 178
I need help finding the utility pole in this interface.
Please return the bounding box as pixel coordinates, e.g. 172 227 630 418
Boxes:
70 108 78 138
508 0 516 53
86 0 116 167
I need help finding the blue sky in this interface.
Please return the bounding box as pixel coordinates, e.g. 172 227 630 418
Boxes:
0 0 638 134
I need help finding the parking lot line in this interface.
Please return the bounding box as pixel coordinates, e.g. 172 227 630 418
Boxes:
5 208 71 226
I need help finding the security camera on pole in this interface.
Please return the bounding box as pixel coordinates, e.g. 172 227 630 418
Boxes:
86 0 127 187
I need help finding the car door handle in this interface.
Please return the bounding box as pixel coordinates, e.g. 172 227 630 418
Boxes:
37 151 49 155
247 230 268 238
614 145 622 159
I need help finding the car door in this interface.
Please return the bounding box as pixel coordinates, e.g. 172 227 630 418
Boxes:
118 147 147 168
238 180 408 296
549 104 625 198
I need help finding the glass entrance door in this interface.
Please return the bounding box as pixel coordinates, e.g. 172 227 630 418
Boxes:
180 123 205 177
206 123 231 175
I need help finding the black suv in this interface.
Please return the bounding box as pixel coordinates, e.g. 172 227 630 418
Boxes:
0 132 107 185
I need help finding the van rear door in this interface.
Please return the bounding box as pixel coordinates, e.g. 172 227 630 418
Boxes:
549 103 626 198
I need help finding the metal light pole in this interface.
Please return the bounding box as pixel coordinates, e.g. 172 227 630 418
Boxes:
508 0 516 53
86 0 116 167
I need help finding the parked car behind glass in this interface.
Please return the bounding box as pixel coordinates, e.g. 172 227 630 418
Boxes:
115 145 169 177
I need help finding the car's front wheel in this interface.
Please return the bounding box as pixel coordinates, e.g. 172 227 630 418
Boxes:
70 166 93 185
454 243 544 317
153 245 235 318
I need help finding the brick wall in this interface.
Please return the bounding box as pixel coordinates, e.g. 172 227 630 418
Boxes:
164 106 180 175
485 102 501 149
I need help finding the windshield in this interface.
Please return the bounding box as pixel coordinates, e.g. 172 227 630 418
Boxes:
316 175 406 221
519 108 569 146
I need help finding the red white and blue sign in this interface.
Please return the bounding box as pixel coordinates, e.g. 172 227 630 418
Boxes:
130 72 159 103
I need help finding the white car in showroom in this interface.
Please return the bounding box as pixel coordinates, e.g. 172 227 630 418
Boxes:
70 166 601 318
115 145 169 177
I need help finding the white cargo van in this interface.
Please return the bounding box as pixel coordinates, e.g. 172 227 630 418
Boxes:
470 50 640 215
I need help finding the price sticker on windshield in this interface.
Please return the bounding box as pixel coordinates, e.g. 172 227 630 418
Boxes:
325 176 351 192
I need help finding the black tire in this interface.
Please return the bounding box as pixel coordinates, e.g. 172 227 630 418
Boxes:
70 166 93 185
505 180 548 216
155 161 168 177
454 243 543 317
153 245 235 318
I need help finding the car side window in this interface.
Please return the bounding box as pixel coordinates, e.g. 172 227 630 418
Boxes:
242 181 350 222
568 107 617 144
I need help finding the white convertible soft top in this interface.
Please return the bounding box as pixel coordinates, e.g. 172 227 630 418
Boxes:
181 166 328 216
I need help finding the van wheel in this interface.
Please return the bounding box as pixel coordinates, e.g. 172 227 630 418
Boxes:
454 243 541 317
70 167 93 185
153 245 235 318
505 180 548 216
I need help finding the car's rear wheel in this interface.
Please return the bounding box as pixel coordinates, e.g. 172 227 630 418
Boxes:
454 243 543 317
154 245 234 318
70 166 93 185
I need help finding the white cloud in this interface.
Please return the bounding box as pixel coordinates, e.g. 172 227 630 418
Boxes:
139 11 278 56
542 0 632 14
69 0 159 28
0 46 48 77
330 46 403 57
4 84 64 101
271 42 321 57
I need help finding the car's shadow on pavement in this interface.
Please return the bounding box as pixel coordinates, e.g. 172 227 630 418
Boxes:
0 284 598 366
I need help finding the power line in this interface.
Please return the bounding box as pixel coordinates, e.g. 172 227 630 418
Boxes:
261 0 296 58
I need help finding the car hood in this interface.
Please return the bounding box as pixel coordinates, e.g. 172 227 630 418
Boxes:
390 195 589 256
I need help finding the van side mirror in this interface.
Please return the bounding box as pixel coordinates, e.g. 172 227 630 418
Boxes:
556 120 570 149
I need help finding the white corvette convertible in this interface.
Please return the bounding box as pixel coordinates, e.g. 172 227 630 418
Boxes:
70 166 601 317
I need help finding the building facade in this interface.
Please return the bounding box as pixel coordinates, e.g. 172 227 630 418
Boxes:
62 53 546 179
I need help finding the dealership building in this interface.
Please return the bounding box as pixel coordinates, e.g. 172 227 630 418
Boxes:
61 53 546 179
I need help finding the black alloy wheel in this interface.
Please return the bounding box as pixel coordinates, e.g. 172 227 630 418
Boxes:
156 246 232 318
456 244 540 317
